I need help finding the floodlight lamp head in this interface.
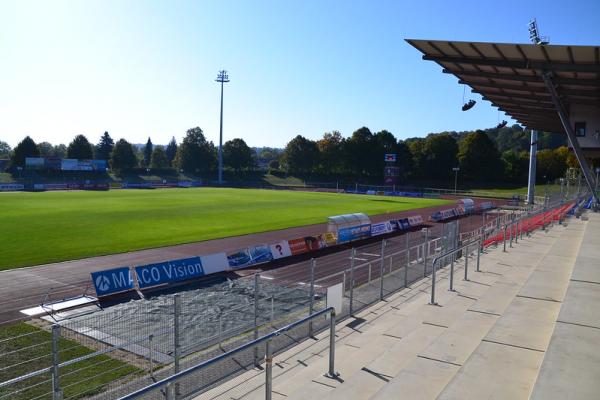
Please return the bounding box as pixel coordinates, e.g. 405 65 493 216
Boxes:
215 70 230 83
528 19 549 45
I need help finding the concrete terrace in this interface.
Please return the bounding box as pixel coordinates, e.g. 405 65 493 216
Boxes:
194 212 599 400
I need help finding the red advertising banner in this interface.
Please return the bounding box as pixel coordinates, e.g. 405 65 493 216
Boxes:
287 238 309 255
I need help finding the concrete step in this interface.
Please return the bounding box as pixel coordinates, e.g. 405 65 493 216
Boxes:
436 221 583 400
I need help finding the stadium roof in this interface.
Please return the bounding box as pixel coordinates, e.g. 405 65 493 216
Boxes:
405 39 600 133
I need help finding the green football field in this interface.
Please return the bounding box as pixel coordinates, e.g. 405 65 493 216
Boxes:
0 188 452 270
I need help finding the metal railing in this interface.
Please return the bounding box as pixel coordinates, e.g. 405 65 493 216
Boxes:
430 236 481 305
117 307 337 400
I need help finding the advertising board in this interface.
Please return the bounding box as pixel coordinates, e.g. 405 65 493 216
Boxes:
0 183 24 191
227 249 253 269
269 241 292 259
45 158 62 170
370 221 393 236
25 157 45 169
322 232 338 246
135 257 204 289
408 215 424 226
61 159 78 171
91 160 108 171
199 253 230 274
287 238 310 255
249 244 273 263
91 266 134 297
337 224 372 243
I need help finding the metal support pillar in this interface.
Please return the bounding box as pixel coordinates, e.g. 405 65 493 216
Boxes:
542 72 599 204
527 130 538 205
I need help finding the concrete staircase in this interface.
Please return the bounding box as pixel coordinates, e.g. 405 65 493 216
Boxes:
194 217 589 400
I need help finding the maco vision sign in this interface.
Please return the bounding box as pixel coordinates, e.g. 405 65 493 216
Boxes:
135 257 205 289
91 266 134 297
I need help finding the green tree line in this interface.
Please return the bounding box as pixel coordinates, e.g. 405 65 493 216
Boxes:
0 124 585 183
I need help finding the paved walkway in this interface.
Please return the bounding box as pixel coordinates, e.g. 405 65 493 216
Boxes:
192 212 598 399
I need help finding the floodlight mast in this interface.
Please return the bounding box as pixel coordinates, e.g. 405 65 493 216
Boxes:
215 70 230 185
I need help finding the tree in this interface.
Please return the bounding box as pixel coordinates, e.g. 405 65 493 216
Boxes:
343 127 379 177
37 142 54 157
537 146 569 182
95 132 114 160
150 146 169 169
11 136 39 168
396 140 414 179
110 139 137 171
268 159 280 171
0 141 10 158
67 135 94 159
52 144 67 158
223 138 255 173
143 137 153 167
174 127 216 174
316 131 345 174
405 138 426 178
502 150 529 182
165 137 178 166
422 133 458 180
282 135 319 175
458 130 503 181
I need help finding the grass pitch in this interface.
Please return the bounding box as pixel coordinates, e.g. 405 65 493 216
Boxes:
0 188 452 270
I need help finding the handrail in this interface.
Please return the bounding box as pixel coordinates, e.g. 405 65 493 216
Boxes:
430 235 482 305
117 306 337 400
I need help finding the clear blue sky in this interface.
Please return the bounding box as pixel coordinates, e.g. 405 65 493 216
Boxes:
1 0 599 148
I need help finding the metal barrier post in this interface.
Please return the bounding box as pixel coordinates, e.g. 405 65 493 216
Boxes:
253 274 260 366
503 225 507 252
165 382 175 400
51 324 63 400
430 258 438 305
379 240 386 300
327 310 337 378
509 221 513 247
404 234 409 287
423 229 429 277
149 334 154 379
476 238 481 272
349 248 356 316
464 243 469 281
173 294 181 399
265 340 273 400
309 259 315 336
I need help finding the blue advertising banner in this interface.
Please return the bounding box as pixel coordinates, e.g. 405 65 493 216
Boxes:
338 224 372 243
91 267 134 297
370 222 392 236
227 249 253 269
135 257 204 289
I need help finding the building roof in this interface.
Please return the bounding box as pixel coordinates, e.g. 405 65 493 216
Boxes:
405 39 600 133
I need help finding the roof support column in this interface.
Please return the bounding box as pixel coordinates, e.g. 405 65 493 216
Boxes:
541 72 599 204
527 130 538 205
